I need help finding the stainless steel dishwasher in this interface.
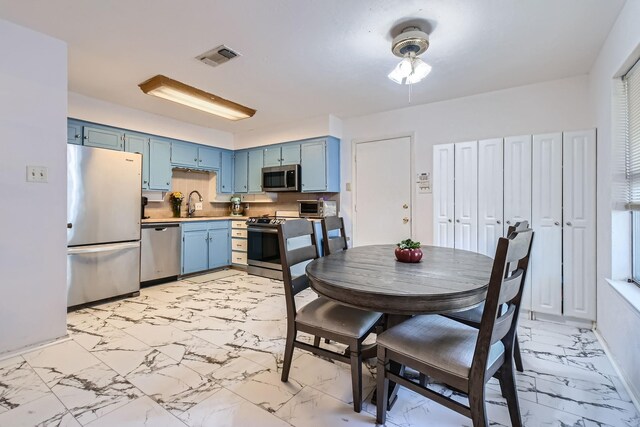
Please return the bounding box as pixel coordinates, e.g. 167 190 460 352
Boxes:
141 223 181 283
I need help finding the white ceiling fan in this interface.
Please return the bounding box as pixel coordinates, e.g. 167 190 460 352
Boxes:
388 26 432 85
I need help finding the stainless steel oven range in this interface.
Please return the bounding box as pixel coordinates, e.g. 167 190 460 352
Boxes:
246 216 287 280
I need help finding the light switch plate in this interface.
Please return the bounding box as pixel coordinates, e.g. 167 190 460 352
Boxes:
195 202 203 211
26 165 48 183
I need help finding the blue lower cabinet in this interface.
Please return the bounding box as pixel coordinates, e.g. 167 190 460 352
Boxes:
182 221 230 275
182 229 209 274
208 227 231 269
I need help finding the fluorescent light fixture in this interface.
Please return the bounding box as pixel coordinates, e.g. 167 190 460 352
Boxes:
138 75 256 121
388 54 431 85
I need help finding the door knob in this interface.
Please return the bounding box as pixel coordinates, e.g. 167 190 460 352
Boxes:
566 221 572 226
403 204 409 209
403 217 409 224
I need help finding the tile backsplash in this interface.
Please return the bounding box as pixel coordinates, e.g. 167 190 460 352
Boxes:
144 169 339 219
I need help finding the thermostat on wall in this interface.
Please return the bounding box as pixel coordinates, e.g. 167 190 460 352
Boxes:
417 172 431 194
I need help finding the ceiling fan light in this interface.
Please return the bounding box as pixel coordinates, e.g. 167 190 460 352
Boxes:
388 56 415 84
406 59 432 84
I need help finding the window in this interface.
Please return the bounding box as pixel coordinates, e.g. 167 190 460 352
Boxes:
624 58 640 283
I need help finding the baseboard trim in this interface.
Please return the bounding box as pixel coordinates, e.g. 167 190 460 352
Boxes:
0 334 71 362
593 329 640 412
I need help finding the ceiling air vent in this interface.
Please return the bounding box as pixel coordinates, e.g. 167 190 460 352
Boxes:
196 45 240 68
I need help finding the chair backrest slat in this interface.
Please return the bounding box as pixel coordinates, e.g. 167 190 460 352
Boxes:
287 245 320 268
497 270 524 306
490 305 516 344
321 216 348 255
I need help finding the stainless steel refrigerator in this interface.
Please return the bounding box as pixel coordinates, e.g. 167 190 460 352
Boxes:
67 144 142 307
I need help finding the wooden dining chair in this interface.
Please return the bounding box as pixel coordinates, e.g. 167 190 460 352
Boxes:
321 216 348 255
277 219 382 412
376 228 534 427
446 221 529 372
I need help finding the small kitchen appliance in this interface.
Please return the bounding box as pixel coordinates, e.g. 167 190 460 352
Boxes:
298 199 337 218
230 196 244 216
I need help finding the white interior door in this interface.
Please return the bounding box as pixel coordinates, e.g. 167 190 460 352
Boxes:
563 129 596 321
433 143 455 248
454 141 478 251
478 138 504 256
504 135 532 310
531 132 563 316
354 136 412 246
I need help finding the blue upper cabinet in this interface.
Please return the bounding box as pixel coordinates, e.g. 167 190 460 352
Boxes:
234 151 249 193
148 138 172 191
263 144 301 167
125 133 150 190
300 137 340 192
171 141 198 167
247 149 264 193
281 144 301 165
83 126 124 150
67 120 83 145
198 146 221 170
219 151 234 194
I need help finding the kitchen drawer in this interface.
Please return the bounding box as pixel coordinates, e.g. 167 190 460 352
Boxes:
231 229 247 238
232 238 247 251
232 220 248 229
231 251 247 265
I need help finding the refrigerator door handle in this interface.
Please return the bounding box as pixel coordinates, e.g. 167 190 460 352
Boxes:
68 241 140 254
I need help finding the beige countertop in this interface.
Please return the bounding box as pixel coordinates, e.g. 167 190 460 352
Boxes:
142 216 249 224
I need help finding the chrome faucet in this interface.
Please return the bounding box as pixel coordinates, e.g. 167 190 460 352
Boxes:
187 190 203 217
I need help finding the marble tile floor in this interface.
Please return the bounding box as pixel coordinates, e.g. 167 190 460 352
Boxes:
0 272 638 427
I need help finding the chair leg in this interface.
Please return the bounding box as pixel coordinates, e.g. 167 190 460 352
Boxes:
325 338 331 344
419 373 427 387
376 346 389 425
313 336 321 347
514 333 524 372
281 327 296 382
499 362 522 427
349 341 363 413
468 385 489 427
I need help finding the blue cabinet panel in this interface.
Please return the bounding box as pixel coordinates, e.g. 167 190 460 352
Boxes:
149 139 172 191
83 126 123 150
263 146 282 167
220 151 234 193
281 144 301 165
182 229 209 274
67 121 83 145
171 141 198 167
300 141 326 192
125 134 150 190
198 147 221 170
208 227 231 269
234 151 248 193
247 149 264 193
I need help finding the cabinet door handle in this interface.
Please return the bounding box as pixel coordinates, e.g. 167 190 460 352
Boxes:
554 221 560 226
456 219 461 223
195 158 198 161
448 219 452 223
166 182 170 185
566 221 572 226
496 220 501 224
506 220 511 225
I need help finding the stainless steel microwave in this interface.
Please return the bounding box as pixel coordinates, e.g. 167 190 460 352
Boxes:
262 164 300 192
298 200 337 218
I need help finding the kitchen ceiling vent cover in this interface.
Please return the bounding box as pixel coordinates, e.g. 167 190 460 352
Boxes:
196 45 240 67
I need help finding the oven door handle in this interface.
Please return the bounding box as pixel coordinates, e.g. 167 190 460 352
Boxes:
248 227 278 234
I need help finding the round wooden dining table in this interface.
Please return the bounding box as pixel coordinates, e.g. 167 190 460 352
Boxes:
305 244 494 316
305 244 494 409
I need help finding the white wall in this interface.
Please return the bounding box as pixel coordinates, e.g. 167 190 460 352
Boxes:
69 92 234 149
234 114 342 149
0 19 68 354
341 75 593 245
588 0 640 402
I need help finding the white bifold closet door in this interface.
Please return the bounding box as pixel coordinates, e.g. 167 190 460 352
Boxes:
454 141 478 251
478 138 504 256
433 144 455 248
563 129 596 320
504 135 532 310
531 132 563 316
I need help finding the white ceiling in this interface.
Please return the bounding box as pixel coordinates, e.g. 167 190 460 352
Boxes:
0 0 625 134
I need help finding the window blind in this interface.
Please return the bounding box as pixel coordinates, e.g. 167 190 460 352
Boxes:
625 58 640 210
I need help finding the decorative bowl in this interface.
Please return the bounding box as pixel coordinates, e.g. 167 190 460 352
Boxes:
395 248 423 263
